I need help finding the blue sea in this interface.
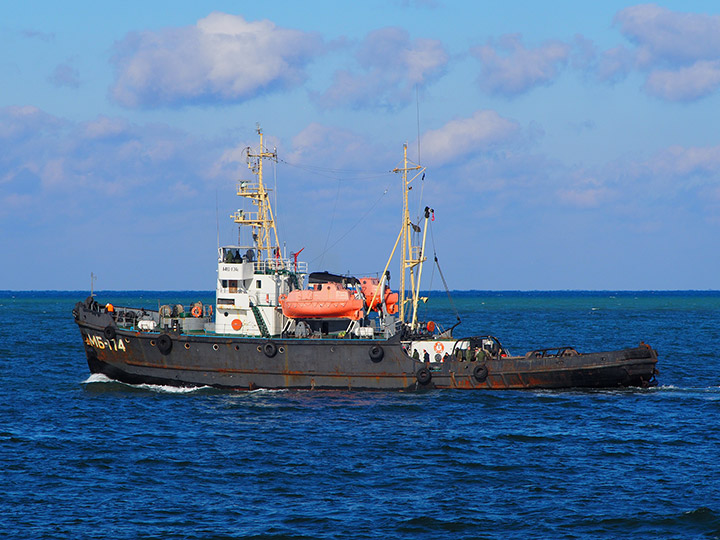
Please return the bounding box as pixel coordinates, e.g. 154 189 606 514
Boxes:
1 290 719 539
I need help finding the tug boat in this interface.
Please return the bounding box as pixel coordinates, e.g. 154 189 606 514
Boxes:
73 128 659 390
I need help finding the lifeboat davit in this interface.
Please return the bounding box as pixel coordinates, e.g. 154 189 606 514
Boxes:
359 277 398 315
281 282 364 320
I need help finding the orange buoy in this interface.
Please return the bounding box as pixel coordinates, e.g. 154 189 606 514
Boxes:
231 319 243 331
434 341 444 353
427 320 436 332
191 305 202 318
106 303 114 313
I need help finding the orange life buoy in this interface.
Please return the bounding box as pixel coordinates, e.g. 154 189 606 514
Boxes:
434 342 444 353
231 319 242 331
427 321 435 332
191 305 202 318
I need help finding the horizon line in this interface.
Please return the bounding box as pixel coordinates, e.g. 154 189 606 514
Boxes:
3 289 720 294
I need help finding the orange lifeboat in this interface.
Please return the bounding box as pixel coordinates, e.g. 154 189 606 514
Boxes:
385 291 398 315
280 282 364 320
359 277 398 315
360 278 381 309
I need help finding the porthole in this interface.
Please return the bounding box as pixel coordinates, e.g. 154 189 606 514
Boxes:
150 340 156 346
279 346 285 354
213 344 219 351
256 346 262 352
184 343 190 350
234 345 240 351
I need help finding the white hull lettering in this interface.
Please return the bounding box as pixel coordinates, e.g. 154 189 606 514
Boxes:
85 334 126 352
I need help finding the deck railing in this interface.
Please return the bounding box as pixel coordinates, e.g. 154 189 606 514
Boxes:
253 259 308 274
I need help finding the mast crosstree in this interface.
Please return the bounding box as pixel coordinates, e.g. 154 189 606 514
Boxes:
231 126 283 264
392 143 428 331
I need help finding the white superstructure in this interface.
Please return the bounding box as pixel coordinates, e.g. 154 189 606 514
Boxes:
214 127 307 336
215 249 307 336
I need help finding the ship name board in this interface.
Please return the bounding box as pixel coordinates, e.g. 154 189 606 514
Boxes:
85 334 126 352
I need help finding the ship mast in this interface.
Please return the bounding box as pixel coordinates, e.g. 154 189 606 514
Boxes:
393 143 426 330
231 125 282 263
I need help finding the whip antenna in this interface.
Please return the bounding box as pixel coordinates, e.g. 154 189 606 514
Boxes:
216 189 220 249
416 85 421 164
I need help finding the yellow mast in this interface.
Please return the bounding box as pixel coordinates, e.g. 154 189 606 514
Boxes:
392 143 426 330
412 207 431 329
231 126 282 263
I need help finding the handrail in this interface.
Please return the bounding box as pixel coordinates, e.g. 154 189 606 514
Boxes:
253 259 308 274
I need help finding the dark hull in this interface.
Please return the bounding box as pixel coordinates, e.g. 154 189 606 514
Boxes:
74 302 658 390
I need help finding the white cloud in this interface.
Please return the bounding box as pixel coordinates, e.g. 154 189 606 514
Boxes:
596 45 634 83
569 34 597 71
0 106 66 140
0 107 223 210
419 110 522 166
110 12 323 108
605 5 720 101
289 123 371 163
595 143 720 212
82 116 131 140
466 7 720 101
557 185 613 208
315 27 448 110
48 61 80 89
471 34 570 96
646 144 720 178
644 60 720 101
614 4 720 66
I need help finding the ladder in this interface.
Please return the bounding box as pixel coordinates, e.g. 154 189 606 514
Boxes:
251 305 270 338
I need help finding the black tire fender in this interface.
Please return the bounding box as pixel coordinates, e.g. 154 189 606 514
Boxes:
263 341 278 358
103 325 117 340
369 345 384 362
473 363 489 382
157 334 173 355
416 367 431 385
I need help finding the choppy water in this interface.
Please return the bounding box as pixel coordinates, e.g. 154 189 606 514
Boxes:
1 291 719 539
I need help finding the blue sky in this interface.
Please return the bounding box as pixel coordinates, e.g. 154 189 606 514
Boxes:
2 1 720 290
